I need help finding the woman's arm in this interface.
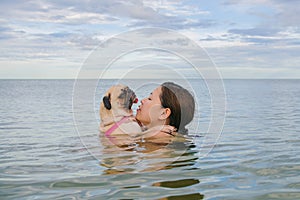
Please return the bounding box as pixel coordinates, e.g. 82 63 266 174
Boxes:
133 125 177 143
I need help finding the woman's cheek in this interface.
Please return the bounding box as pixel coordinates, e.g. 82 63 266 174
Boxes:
149 105 160 122
136 108 150 124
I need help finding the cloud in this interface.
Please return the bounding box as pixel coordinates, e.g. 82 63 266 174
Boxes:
228 27 280 37
219 0 300 49
242 37 300 46
0 0 214 28
206 44 300 71
0 25 26 40
128 18 216 30
0 26 14 40
0 0 299 78
222 0 270 6
0 1 120 25
262 0 300 29
226 27 300 47
0 0 218 59
223 0 300 29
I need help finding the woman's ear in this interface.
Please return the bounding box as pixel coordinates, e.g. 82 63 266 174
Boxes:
159 108 171 120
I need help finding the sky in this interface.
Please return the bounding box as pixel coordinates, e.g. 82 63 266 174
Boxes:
0 0 299 79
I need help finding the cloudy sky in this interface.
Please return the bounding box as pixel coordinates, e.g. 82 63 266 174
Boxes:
0 0 299 79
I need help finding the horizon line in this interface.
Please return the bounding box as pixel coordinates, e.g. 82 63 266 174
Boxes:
0 78 299 80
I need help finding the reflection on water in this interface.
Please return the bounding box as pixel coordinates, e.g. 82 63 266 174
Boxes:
152 178 200 188
99 134 199 175
153 179 204 199
97 134 204 199
158 193 204 200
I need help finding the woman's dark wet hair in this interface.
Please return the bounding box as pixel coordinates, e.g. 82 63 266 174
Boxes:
160 82 195 134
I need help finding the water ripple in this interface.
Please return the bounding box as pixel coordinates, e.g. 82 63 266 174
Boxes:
1 79 300 199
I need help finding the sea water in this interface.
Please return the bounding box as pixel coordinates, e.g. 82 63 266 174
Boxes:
0 79 299 199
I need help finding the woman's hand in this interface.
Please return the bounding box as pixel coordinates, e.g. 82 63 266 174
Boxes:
136 125 177 140
159 125 177 137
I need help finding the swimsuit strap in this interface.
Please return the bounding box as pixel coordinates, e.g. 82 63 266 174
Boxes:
105 116 130 136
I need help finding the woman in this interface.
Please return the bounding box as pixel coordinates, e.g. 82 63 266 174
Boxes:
100 82 196 172
136 82 195 141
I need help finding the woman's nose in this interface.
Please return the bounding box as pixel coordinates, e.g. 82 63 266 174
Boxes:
141 98 146 104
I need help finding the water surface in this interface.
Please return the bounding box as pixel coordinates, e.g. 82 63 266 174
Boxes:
0 79 299 199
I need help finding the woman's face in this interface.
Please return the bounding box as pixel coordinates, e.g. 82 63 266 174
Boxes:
136 86 165 127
